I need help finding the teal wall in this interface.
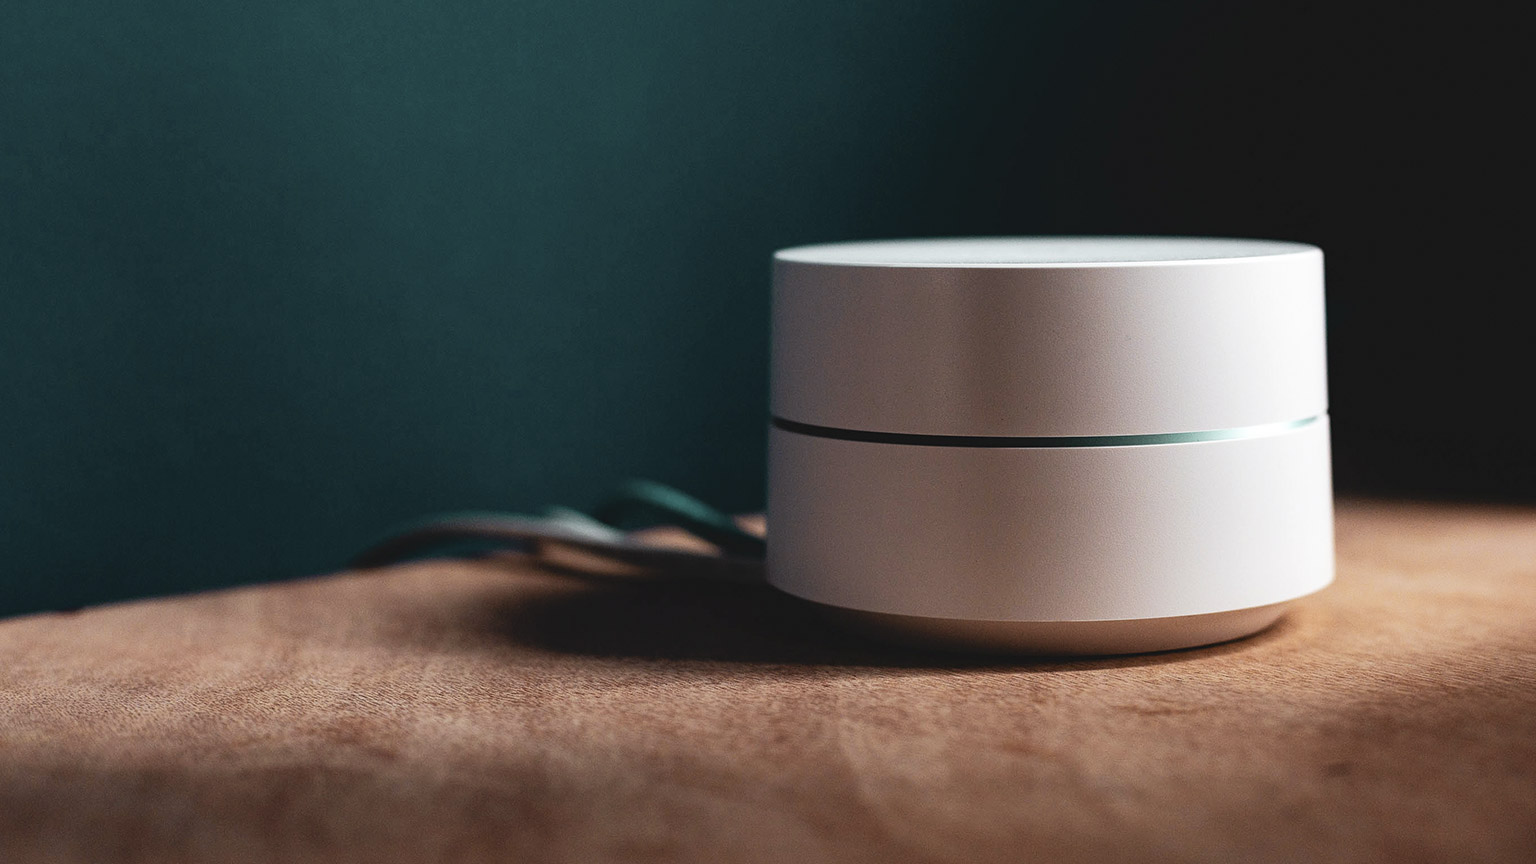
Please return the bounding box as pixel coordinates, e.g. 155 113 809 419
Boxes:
12 2 1521 616
2 2 1113 614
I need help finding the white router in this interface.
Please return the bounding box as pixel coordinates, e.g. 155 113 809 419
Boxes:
766 237 1334 654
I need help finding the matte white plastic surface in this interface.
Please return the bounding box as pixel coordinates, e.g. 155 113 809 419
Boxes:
765 236 1333 651
773 237 1326 437
767 419 1334 622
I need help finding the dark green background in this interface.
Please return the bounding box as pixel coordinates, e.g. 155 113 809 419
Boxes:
2 1 1527 616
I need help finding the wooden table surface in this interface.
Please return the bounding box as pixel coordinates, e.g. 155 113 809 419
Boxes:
2 499 1534 863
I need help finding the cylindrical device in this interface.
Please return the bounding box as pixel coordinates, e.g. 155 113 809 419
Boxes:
766 237 1333 654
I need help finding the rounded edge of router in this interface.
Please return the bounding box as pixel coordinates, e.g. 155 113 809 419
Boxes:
821 600 1297 656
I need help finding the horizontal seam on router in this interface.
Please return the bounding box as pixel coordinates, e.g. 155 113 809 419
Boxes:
771 415 1323 448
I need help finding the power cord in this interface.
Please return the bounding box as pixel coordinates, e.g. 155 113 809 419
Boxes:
351 479 766 584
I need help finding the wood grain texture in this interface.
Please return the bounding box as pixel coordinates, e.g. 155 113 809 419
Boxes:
2 499 1535 863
